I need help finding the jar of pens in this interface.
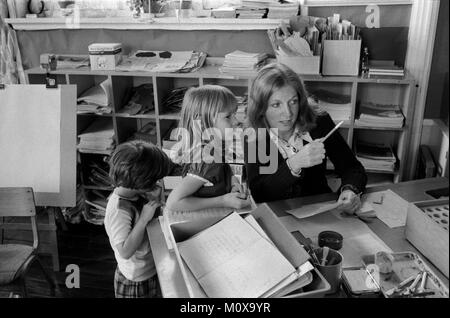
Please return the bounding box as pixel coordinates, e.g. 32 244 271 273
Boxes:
310 247 344 295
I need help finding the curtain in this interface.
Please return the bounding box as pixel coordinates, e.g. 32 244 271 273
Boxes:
0 15 26 84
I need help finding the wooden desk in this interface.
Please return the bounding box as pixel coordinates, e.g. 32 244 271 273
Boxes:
147 177 449 298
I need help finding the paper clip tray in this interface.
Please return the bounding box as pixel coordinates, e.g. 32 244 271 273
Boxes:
362 252 449 298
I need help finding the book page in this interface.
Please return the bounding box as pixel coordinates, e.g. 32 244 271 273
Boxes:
177 212 295 298
362 190 409 228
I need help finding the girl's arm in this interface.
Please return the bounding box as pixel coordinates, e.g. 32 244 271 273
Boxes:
165 176 225 211
115 201 160 260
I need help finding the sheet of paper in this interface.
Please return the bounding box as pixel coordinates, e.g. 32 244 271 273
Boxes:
340 233 392 268
244 214 274 245
0 85 61 193
279 210 392 268
286 200 341 219
362 190 409 228
177 212 295 298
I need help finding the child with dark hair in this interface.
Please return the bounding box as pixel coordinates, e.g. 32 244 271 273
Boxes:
104 140 171 298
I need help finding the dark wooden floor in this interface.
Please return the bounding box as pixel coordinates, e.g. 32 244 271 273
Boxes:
0 221 117 298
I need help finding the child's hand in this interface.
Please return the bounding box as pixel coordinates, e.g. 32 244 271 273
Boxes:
140 200 161 224
222 192 250 210
231 182 244 194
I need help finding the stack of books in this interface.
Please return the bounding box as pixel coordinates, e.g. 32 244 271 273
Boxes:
308 90 352 123
356 142 396 172
368 65 405 78
84 194 108 226
77 79 112 114
220 51 268 75
236 6 267 19
176 211 314 298
87 162 112 188
162 86 192 114
355 102 405 128
78 118 115 153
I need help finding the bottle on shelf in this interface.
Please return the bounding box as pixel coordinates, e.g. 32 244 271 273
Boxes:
361 47 369 76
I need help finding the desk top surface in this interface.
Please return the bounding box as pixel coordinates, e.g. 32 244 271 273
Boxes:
147 177 449 298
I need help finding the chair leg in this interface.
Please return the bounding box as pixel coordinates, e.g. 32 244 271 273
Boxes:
34 256 56 297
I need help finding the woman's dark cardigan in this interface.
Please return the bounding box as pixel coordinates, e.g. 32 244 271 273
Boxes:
244 113 367 203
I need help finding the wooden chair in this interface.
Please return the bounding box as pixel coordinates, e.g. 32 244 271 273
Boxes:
0 188 56 297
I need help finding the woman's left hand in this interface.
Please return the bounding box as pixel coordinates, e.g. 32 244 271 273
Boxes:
337 190 361 215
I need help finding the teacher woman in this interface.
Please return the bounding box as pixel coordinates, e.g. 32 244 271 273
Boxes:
244 63 367 214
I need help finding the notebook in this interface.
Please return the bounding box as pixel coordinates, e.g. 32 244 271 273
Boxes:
177 212 298 298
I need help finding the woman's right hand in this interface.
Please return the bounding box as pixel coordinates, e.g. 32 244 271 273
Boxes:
287 141 326 172
221 192 251 209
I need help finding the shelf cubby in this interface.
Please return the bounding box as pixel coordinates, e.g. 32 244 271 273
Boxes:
25 62 416 195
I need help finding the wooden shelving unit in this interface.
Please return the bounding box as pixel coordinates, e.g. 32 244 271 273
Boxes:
26 61 415 192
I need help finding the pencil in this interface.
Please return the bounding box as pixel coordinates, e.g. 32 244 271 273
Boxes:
319 121 344 142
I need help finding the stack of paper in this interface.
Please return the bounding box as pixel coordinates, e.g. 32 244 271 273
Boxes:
178 52 207 73
308 90 352 122
78 118 115 153
355 102 405 128
267 1 299 19
241 0 279 8
177 212 313 298
220 51 268 74
356 142 396 172
116 51 196 73
77 79 112 114
368 65 405 78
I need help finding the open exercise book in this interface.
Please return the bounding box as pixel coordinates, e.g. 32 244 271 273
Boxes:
177 212 313 298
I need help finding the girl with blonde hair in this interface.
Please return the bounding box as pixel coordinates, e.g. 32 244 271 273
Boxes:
166 85 250 211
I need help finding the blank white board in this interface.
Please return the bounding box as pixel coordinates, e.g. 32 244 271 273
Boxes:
0 85 77 207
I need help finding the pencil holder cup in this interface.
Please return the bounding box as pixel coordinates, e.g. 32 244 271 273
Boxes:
315 248 343 294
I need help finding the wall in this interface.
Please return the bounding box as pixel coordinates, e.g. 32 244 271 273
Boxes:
15 4 411 70
424 0 449 123
16 29 274 70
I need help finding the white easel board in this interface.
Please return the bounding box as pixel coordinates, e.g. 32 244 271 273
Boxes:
0 84 77 207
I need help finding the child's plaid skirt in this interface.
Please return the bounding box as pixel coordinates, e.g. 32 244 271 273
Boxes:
114 267 161 298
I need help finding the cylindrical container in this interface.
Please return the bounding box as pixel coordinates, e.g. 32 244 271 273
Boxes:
315 248 343 295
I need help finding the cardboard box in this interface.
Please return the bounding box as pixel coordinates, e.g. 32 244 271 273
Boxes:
405 199 449 278
88 43 122 71
276 55 321 75
322 40 361 76
167 203 331 297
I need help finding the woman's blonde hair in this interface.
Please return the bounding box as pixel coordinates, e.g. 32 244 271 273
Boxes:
175 85 237 161
248 63 318 132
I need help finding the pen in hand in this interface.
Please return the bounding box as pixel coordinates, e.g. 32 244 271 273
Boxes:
316 121 344 143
